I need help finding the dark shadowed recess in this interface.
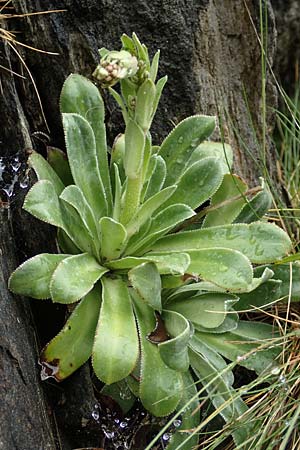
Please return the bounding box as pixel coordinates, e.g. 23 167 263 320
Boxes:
273 0 300 94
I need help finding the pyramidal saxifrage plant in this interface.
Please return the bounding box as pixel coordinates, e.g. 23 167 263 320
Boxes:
9 33 295 449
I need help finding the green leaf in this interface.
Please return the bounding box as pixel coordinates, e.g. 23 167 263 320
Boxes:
160 157 224 211
158 310 192 371
161 275 187 289
107 252 190 275
190 334 234 386
132 293 183 416
203 174 248 227
156 248 252 292
111 134 125 171
28 151 65 195
150 204 195 237
128 262 162 311
98 47 109 58
120 78 137 108
141 133 152 187
167 292 238 329
124 220 152 256
120 175 144 225
186 248 253 291
275 253 300 264
166 374 200 450
187 267 275 303
151 76 168 122
167 281 227 302
237 279 282 311
124 375 142 398
121 33 135 53
39 286 101 381
99 217 127 261
159 115 216 186
144 155 166 201
57 229 81 255
124 119 145 178
242 266 274 293
150 50 160 82
60 199 96 254
190 348 235 409
60 185 99 244
24 180 100 255
235 185 272 223
189 349 250 447
47 147 73 186
254 263 300 302
9 254 69 299
135 79 156 131
62 113 107 219
126 185 177 237
126 203 195 255
188 141 233 174
112 163 122 221
60 74 112 210
151 222 292 264
101 379 136 414
93 277 139 384
24 180 64 228
142 152 156 189
132 32 149 64
50 253 108 304
195 321 280 374
194 310 239 334
109 87 129 124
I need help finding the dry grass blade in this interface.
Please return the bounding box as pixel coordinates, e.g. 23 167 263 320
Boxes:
6 40 50 133
0 9 66 19
0 4 66 131
0 6 61 55
0 63 26 78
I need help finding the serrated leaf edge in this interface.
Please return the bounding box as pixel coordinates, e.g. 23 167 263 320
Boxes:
8 253 70 299
49 253 107 304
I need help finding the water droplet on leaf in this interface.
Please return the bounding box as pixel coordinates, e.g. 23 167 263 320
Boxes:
279 374 286 384
173 419 182 427
20 176 29 189
163 432 172 441
249 236 256 245
254 245 264 257
104 431 115 439
271 366 280 375
92 410 100 421
12 162 21 172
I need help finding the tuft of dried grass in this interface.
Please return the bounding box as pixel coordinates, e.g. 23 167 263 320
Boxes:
0 0 66 129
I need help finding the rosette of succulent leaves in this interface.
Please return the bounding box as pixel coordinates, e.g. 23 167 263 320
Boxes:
9 34 298 449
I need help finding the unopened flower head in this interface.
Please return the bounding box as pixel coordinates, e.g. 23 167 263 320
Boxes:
93 49 138 87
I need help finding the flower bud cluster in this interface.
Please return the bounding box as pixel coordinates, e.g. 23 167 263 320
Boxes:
130 59 149 85
93 50 138 87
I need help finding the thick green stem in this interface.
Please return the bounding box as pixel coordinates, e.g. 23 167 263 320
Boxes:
120 175 143 225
